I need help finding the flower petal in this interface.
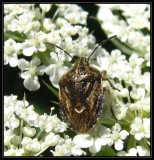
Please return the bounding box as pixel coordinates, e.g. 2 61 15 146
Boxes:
73 134 93 148
135 132 144 140
137 146 150 156
9 56 18 67
23 76 40 91
119 130 129 140
114 139 124 151
38 43 46 52
89 138 102 153
23 46 37 56
111 123 121 133
31 57 41 66
18 59 29 70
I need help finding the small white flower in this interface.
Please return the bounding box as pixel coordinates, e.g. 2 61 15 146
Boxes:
127 15 149 30
117 88 129 97
110 49 126 64
89 137 102 153
4 38 20 67
26 110 39 126
49 115 67 133
130 117 150 140
37 113 67 133
7 10 41 33
137 98 150 115
45 132 60 146
112 103 128 120
43 18 55 31
130 87 145 100
4 145 24 156
22 31 46 56
129 54 144 68
73 123 129 154
46 31 61 44
97 7 114 21
137 146 150 156
73 134 93 148
99 123 129 151
51 137 86 156
18 57 45 91
40 4 52 12
117 148 137 156
4 129 14 146
8 116 20 130
45 61 68 88
22 126 36 137
21 137 41 153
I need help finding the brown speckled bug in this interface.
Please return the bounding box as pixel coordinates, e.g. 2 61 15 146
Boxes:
47 35 120 133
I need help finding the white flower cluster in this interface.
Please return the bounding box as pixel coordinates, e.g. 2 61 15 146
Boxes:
71 4 150 156
117 145 150 156
4 95 85 156
4 4 95 90
97 4 150 66
73 123 129 153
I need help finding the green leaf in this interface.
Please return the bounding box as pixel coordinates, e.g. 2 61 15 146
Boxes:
5 31 26 42
42 80 59 98
137 138 150 152
116 120 130 130
127 135 136 151
98 116 116 126
96 146 116 156
37 50 51 66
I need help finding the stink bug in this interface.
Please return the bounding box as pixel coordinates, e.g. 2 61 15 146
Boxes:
47 35 120 133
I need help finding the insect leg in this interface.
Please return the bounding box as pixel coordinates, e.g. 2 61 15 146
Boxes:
103 87 117 120
102 70 120 91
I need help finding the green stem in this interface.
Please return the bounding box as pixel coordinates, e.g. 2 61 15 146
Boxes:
36 130 43 139
19 119 23 148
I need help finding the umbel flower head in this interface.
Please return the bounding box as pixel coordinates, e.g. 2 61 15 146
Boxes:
4 95 86 156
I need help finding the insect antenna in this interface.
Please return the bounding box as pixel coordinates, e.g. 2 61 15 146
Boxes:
87 35 117 62
45 42 73 59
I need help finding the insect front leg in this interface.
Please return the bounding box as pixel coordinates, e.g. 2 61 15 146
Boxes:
101 70 120 91
103 87 117 120
101 70 120 120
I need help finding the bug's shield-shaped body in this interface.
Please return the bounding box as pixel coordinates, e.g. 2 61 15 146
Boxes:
59 58 105 133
